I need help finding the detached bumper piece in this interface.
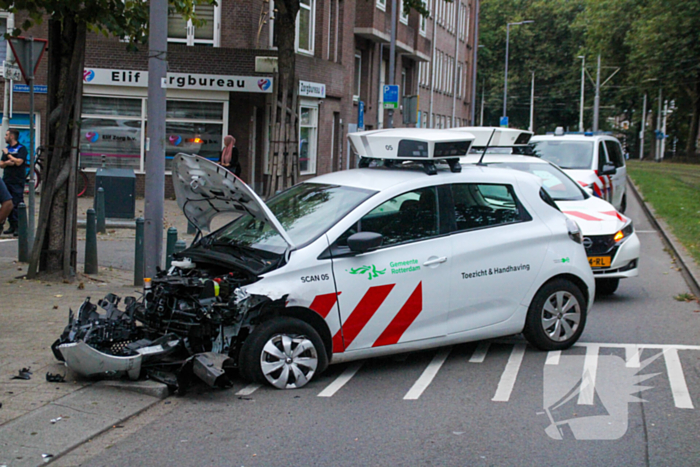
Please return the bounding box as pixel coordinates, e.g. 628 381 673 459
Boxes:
58 342 143 380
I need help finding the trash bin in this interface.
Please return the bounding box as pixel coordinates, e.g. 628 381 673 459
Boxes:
94 168 136 219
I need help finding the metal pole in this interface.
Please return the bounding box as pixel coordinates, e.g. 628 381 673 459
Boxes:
593 54 601 132
528 71 535 132
579 56 585 132
1 14 14 137
144 0 168 278
387 0 397 128
639 93 647 159
84 208 98 275
27 38 35 249
655 87 662 161
134 217 144 286
479 80 485 126
429 9 438 128
470 0 480 125
661 99 668 161
502 23 510 120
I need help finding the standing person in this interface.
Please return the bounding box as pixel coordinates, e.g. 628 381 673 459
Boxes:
219 135 241 177
0 178 14 229
0 129 27 236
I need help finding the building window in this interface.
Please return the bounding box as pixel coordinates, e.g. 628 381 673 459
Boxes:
377 0 386 11
419 0 428 36
354 52 362 102
168 2 221 46
400 2 409 25
299 102 318 174
423 111 428 128
0 14 7 59
296 0 315 55
401 68 407 96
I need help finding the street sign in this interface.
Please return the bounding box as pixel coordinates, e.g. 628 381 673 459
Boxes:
500 116 509 128
358 100 365 130
3 61 21 81
383 85 399 109
7 37 48 84
13 84 47 94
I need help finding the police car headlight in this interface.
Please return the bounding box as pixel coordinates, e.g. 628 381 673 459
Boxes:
614 222 634 243
566 218 583 244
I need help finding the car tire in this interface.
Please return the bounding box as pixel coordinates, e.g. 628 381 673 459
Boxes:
620 194 627 213
595 278 620 296
523 279 587 351
239 317 327 389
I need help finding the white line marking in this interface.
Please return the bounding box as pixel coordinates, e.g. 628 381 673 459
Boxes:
635 230 658 233
235 383 261 396
663 348 694 409
469 342 490 363
545 350 561 365
0 239 17 243
625 345 641 368
492 344 526 402
578 344 600 405
573 342 700 351
404 347 452 400
317 361 363 398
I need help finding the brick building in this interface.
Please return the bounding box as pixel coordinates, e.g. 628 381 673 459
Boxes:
0 0 477 197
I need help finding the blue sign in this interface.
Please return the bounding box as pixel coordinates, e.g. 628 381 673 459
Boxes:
13 84 47 94
358 101 365 130
500 116 509 128
383 85 399 109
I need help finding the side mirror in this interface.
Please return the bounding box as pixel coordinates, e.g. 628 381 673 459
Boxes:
600 163 617 176
347 232 383 253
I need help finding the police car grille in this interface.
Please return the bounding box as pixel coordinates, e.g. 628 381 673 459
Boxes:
583 235 618 256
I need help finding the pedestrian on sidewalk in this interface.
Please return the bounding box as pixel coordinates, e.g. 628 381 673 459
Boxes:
219 134 241 177
0 177 13 228
0 128 27 236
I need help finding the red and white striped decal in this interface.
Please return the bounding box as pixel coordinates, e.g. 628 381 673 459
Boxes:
309 292 341 319
332 284 395 353
372 282 423 348
563 211 602 222
600 210 626 222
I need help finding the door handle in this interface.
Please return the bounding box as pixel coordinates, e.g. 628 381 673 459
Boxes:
423 256 447 267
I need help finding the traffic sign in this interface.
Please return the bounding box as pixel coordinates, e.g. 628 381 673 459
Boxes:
358 100 365 130
3 61 21 81
383 85 399 109
500 116 509 128
7 37 48 84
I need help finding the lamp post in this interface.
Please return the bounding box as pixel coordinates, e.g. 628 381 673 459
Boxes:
502 20 533 125
578 55 585 132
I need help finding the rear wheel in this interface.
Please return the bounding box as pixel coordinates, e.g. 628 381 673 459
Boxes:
523 279 587 351
596 278 620 296
239 317 327 389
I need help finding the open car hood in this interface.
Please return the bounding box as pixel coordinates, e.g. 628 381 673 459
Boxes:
172 153 295 249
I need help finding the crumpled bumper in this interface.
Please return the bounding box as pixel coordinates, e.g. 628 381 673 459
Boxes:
57 342 142 380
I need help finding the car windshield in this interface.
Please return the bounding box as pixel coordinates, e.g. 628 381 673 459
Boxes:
488 162 587 201
530 140 594 170
211 183 376 254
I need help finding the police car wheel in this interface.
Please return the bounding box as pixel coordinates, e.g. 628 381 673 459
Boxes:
240 317 327 389
523 279 586 351
595 278 620 296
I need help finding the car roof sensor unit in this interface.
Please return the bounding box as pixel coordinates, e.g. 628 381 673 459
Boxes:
448 126 533 147
348 128 475 175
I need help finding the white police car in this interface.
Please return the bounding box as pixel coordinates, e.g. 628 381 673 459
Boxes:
455 127 639 296
54 129 594 390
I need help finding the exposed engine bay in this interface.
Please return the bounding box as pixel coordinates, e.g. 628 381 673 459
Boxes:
52 262 283 392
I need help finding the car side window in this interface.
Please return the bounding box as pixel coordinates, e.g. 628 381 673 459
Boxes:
605 141 625 168
450 183 530 231
597 142 609 171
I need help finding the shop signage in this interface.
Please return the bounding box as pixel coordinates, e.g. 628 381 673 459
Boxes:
83 68 274 93
299 80 326 98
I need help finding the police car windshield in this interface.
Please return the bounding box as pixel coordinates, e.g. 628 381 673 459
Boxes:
530 140 594 170
487 162 587 201
213 183 376 254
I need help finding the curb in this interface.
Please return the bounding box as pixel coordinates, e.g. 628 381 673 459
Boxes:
628 179 700 297
77 218 136 230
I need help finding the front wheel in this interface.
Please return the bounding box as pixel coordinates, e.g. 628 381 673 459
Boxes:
239 317 327 389
523 279 587 351
596 278 620 296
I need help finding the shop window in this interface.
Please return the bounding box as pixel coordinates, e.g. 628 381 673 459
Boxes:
297 0 315 55
168 2 220 47
80 118 142 170
164 121 223 171
299 103 318 174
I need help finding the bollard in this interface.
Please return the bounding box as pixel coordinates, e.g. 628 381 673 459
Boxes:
134 217 145 286
95 187 106 234
84 208 98 274
17 202 29 262
187 221 196 235
174 239 186 255
165 227 177 270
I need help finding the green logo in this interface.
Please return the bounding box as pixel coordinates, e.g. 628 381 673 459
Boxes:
562 257 570 263
348 265 386 281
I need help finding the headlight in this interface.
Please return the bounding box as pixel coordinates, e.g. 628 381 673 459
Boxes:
566 218 583 244
614 222 634 242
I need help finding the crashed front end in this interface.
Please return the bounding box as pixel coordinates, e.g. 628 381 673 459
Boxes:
52 264 281 391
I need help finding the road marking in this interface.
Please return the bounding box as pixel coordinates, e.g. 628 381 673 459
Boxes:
318 361 364 398
235 383 261 396
578 344 600 405
625 345 641 368
545 350 561 365
469 342 490 363
663 348 694 409
404 347 452 400
635 230 658 234
492 344 526 402
574 342 700 351
0 239 17 243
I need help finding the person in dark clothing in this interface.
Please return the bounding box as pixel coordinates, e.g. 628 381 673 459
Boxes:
0 129 27 236
219 135 241 177
0 178 13 228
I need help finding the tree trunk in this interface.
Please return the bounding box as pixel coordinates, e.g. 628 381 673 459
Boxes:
685 75 700 157
27 18 86 278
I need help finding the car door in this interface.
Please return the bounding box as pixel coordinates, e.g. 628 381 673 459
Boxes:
447 182 549 333
596 141 614 204
329 185 452 353
604 140 627 210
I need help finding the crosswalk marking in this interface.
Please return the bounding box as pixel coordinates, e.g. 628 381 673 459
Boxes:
545 350 561 365
625 345 641 368
492 344 526 402
236 383 261 396
578 344 600 405
469 342 490 363
404 347 452 400
318 361 364 398
663 348 694 409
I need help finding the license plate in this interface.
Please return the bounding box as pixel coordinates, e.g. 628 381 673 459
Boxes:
588 256 611 268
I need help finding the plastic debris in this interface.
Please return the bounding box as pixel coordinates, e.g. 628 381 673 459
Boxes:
11 367 32 380
50 417 62 424
46 372 66 383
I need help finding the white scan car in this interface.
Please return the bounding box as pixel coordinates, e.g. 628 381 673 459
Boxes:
454 127 639 296
530 130 628 213
55 129 594 390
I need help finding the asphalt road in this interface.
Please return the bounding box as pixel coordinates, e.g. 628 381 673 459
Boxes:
36 191 700 467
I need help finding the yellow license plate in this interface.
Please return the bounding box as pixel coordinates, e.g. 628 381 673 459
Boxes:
588 256 611 268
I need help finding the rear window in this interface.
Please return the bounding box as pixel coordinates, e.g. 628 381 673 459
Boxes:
530 140 594 170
